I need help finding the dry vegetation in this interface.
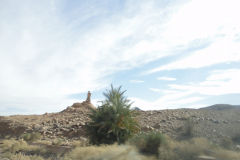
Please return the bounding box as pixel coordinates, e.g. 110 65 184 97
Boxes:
1 134 240 160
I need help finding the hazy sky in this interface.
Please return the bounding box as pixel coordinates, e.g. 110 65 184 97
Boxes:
0 0 240 115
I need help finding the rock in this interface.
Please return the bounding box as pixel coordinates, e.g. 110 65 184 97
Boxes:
53 118 58 123
153 123 161 129
42 126 49 131
197 155 216 160
223 120 228 124
79 122 85 126
46 131 53 135
236 145 240 150
80 137 88 142
72 103 84 108
213 120 219 124
53 123 60 128
141 125 154 132
210 119 220 124
66 106 74 111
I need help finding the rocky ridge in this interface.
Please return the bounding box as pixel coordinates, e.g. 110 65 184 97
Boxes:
0 102 240 145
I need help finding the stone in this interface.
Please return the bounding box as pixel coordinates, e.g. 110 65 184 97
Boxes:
213 120 219 124
236 145 240 150
141 125 154 132
153 123 161 129
197 155 216 160
53 123 60 128
223 120 228 124
80 137 88 142
33 124 42 131
79 122 85 126
53 118 58 123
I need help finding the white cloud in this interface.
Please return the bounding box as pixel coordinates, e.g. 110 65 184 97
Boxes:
0 0 186 114
145 0 240 74
147 39 240 73
149 88 161 92
162 0 240 44
130 90 204 110
157 76 176 81
130 80 144 83
136 68 240 110
169 69 240 96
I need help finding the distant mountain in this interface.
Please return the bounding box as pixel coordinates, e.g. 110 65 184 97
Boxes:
200 104 240 110
131 107 142 111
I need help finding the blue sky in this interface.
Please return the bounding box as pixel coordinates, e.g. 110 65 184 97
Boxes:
0 0 240 115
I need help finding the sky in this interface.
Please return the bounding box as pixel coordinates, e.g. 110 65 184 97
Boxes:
0 0 240 115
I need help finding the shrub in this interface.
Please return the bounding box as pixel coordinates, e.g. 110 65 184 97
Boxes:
221 136 233 149
86 85 140 145
174 138 213 160
232 133 240 144
129 132 166 156
21 132 41 142
0 139 47 159
183 118 195 138
63 145 152 160
6 152 45 160
1 139 29 153
173 137 240 160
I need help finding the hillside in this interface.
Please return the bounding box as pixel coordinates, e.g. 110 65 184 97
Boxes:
1 100 240 160
1 102 240 145
200 104 240 110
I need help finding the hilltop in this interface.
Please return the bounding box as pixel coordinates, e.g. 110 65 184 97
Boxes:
200 104 240 110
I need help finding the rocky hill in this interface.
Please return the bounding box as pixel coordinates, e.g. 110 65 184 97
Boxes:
0 101 93 139
200 104 240 110
139 107 240 144
0 100 240 145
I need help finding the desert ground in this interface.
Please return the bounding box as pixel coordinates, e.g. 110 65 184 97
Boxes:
1 101 240 160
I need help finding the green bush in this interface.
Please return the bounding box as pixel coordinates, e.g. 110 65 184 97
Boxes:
86 85 140 145
232 133 240 144
21 132 41 142
221 137 233 149
129 132 166 156
183 118 195 138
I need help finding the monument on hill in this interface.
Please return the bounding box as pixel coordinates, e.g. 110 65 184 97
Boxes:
69 91 95 110
85 91 91 103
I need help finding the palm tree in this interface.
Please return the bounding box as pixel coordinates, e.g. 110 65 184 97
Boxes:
86 85 140 145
